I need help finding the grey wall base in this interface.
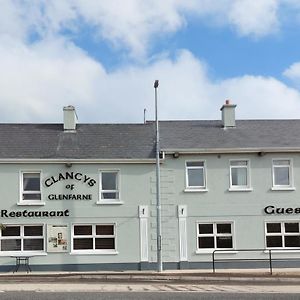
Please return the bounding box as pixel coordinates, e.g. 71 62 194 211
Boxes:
179 261 189 269
2 260 300 273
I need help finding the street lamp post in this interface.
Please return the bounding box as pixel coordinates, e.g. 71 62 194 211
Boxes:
154 80 163 272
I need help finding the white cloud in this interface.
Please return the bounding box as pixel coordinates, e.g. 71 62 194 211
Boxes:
0 37 105 122
2 0 300 58
228 0 279 37
0 1 300 123
0 39 299 123
283 62 300 85
216 75 300 119
0 0 28 40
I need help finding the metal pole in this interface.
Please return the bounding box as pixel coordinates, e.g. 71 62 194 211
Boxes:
212 251 215 273
154 80 163 272
269 250 273 275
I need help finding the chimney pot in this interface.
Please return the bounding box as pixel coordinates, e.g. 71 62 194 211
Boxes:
225 99 230 105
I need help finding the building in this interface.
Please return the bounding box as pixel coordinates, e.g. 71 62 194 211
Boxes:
0 103 300 271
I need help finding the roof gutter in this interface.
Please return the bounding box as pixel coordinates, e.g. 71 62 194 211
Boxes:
0 158 158 164
163 147 300 155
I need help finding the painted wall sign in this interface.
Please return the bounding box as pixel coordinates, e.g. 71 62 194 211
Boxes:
264 205 300 215
44 172 97 201
0 209 70 218
44 172 96 187
47 225 68 252
48 194 92 200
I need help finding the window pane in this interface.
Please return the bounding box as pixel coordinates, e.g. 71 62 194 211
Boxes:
1 239 21 251
199 224 213 234
216 237 233 248
102 172 117 190
73 238 93 250
285 223 299 233
74 225 92 236
267 223 281 233
273 160 290 166
96 225 114 235
231 161 247 166
217 224 231 234
198 237 214 248
24 239 44 251
274 167 290 185
23 193 41 200
285 236 300 247
2 226 20 237
23 173 40 191
266 236 282 247
186 161 204 167
24 226 43 236
101 192 118 199
95 238 115 249
231 167 247 186
188 169 204 187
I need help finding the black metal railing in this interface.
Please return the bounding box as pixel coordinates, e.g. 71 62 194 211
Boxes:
212 248 300 275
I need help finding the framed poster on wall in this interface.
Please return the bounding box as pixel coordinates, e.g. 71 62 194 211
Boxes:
47 225 68 252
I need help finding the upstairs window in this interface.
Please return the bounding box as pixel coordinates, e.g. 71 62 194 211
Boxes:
185 161 206 190
229 160 250 190
20 172 42 204
272 159 293 189
99 171 119 202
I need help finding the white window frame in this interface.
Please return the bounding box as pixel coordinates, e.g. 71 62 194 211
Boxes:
98 170 121 204
229 159 252 191
196 222 234 252
0 224 45 256
19 171 44 205
71 223 117 255
272 159 294 190
185 160 208 192
265 221 300 249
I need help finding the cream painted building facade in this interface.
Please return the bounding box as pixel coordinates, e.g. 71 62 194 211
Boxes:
0 103 300 271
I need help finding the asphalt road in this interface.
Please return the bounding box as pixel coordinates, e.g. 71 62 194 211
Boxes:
0 292 300 300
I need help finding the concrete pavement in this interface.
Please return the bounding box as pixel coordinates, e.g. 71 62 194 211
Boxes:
1 268 300 284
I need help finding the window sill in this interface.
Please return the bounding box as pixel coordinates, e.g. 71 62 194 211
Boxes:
228 187 253 192
264 249 300 254
17 202 46 206
96 201 124 205
195 250 237 254
70 250 118 255
0 252 47 257
271 187 295 191
184 189 208 193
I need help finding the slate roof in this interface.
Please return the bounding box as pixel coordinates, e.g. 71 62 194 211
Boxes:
0 119 300 159
159 120 300 151
0 123 156 159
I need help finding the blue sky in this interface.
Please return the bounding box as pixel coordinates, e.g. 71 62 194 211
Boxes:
1 1 300 123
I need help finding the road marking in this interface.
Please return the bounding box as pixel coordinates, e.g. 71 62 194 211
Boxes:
7 283 300 293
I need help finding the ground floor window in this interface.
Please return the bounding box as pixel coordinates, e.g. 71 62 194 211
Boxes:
197 222 233 250
266 222 300 248
0 225 44 252
72 224 115 252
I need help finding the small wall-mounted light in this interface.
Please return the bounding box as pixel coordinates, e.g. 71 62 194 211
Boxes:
173 152 180 158
65 162 72 168
258 151 265 157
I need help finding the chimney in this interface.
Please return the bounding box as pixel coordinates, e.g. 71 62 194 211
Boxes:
63 105 77 131
220 100 236 128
